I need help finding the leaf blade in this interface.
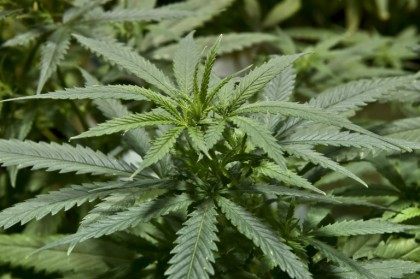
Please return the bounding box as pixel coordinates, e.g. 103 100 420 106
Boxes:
218 197 312 279
166 202 219 279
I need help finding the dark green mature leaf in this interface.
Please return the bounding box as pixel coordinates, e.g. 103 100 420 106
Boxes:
71 110 177 140
39 194 192 252
2 85 149 102
218 197 312 279
74 34 177 95
282 129 398 151
0 182 119 229
0 179 167 229
166 202 219 279
0 140 134 176
236 101 408 151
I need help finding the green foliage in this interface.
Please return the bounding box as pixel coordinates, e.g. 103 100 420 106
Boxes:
0 2 419 278
0 140 134 176
166 202 219 279
74 34 177 94
316 219 417 237
0 234 135 275
218 197 312 279
330 260 420 279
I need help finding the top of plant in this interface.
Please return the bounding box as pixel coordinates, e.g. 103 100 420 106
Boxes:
0 31 419 279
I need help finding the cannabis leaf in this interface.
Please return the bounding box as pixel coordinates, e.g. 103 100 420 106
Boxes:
316 219 417 236
166 202 219 279
0 140 134 176
218 197 312 279
308 239 375 279
39 194 192 252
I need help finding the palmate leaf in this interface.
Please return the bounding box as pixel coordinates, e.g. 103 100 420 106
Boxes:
0 179 167 229
166 202 219 279
243 185 384 208
0 234 135 274
282 128 398 151
78 192 138 228
245 184 339 204
218 197 312 279
173 32 201 94
2 85 149 102
309 76 415 115
262 65 296 102
330 260 420 279
74 34 177 95
40 194 192 252
255 161 324 194
316 219 417 237
230 116 286 167
132 126 185 177
235 101 408 151
82 8 189 23
0 139 134 176
0 182 119 229
154 33 278 60
229 54 304 109
282 145 368 187
308 239 375 279
279 76 418 135
79 184 171 228
71 110 177 140
37 29 71 94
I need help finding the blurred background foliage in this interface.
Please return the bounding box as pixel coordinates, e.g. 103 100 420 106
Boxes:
0 0 419 278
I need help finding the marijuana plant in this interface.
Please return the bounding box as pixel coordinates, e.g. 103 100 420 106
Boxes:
0 32 419 279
